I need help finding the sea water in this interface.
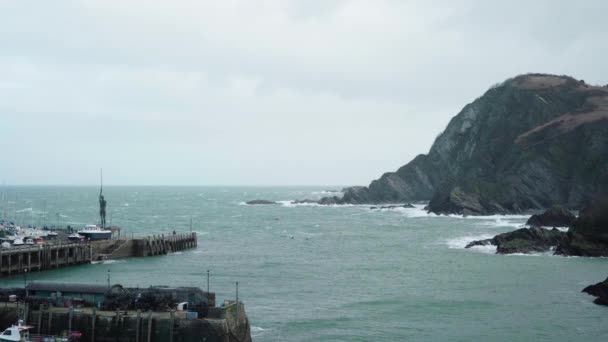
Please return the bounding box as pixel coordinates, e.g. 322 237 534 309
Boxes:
0 186 606 341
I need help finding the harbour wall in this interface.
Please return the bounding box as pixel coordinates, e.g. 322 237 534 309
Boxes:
0 301 251 342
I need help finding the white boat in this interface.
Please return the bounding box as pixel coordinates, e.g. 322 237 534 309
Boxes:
24 238 34 245
0 319 75 341
1 242 10 249
46 232 59 240
0 320 34 342
77 224 112 241
12 238 24 246
68 233 84 241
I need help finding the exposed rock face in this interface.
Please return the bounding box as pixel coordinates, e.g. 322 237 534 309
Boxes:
320 74 608 214
465 227 568 254
582 277 608 306
554 197 608 256
245 200 278 205
525 206 576 227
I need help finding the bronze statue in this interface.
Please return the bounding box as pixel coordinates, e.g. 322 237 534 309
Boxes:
99 168 107 228
100 192 107 228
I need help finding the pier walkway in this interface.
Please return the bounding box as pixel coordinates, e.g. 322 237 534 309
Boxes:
0 232 198 277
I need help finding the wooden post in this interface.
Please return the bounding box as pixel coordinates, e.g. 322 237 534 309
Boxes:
146 311 153 342
91 307 96 342
37 305 42 334
68 305 73 333
135 310 141 342
169 310 174 342
47 309 53 334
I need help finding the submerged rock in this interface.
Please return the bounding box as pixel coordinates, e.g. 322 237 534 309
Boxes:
245 200 278 205
291 199 318 204
370 203 415 210
526 206 576 228
465 227 568 254
582 276 608 306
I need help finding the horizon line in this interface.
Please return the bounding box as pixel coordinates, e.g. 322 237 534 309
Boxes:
0 184 352 188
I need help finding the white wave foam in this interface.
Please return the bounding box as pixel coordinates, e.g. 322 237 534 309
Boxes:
251 327 266 332
479 218 525 229
446 234 496 254
311 190 343 196
92 259 126 265
278 200 355 208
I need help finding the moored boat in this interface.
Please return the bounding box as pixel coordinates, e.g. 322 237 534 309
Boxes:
0 319 80 341
77 225 112 241
68 233 84 242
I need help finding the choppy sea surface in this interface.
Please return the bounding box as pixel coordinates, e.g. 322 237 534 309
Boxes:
0 186 606 341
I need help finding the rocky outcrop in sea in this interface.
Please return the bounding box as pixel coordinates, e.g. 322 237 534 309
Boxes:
319 74 608 215
466 199 608 256
525 206 576 228
582 277 608 306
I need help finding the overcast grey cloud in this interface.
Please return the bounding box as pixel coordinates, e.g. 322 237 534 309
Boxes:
1 0 607 185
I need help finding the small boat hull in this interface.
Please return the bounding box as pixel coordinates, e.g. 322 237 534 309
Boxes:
77 231 112 240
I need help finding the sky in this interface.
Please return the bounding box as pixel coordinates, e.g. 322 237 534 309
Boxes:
1 0 607 186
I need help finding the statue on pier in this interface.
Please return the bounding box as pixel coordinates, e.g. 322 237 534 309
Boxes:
100 192 107 228
99 169 107 228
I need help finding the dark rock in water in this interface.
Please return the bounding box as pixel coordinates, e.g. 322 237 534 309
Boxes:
582 276 608 306
526 206 576 228
470 198 608 256
554 197 608 256
318 196 341 205
370 203 415 210
291 199 318 204
246 200 278 205
465 227 568 254
341 186 373 204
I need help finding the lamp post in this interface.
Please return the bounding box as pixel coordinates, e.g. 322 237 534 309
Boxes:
107 269 111 289
206 270 210 299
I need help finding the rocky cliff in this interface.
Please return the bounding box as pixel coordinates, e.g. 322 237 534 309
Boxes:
324 74 608 214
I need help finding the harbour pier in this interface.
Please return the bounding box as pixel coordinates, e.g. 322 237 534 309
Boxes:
0 232 198 277
0 243 92 276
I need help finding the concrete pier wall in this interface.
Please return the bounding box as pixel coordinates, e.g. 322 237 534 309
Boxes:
0 232 198 277
0 243 93 276
0 302 251 342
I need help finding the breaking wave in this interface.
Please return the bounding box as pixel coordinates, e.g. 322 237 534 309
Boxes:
446 234 497 254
